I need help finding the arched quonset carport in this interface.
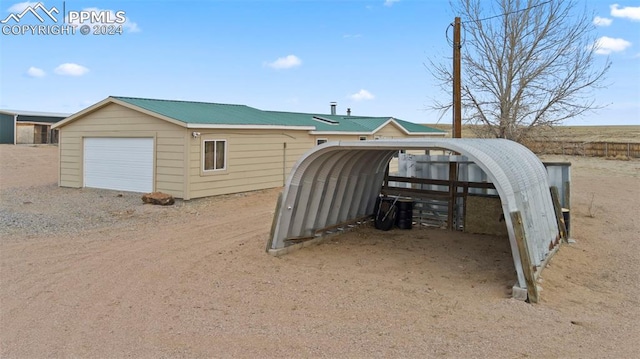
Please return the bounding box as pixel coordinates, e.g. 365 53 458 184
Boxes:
267 139 560 301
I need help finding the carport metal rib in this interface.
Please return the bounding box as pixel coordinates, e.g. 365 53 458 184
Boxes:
268 139 559 298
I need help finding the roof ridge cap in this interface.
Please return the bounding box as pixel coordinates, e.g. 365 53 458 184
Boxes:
345 116 390 119
264 110 333 116
111 96 248 107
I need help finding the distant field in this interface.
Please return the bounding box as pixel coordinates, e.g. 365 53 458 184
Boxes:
425 124 640 143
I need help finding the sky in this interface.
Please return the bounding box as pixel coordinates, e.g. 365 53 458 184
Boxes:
0 0 638 126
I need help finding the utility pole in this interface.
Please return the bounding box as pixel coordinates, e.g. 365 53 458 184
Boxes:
452 16 462 139
448 17 462 231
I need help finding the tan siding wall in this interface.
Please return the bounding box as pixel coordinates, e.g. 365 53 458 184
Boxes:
313 133 407 172
188 129 312 199
58 103 187 198
58 131 82 187
375 123 407 138
315 131 408 172
314 134 368 143
373 124 446 172
375 123 445 139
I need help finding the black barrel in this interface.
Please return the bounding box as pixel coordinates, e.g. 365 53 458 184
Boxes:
395 199 413 229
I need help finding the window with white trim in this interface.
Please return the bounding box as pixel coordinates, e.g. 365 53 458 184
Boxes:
316 138 328 145
203 139 226 171
359 136 367 141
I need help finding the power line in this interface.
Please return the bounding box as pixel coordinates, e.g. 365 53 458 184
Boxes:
446 21 466 47
460 0 553 24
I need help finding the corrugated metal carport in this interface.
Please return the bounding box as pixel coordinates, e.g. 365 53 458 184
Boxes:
267 139 560 301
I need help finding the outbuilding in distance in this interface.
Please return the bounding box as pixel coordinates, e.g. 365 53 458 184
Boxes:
0 109 70 145
52 96 445 199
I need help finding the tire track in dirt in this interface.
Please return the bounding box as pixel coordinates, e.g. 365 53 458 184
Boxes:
1 185 279 357
3 146 640 358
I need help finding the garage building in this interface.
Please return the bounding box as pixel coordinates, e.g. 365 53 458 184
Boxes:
52 96 445 199
0 109 69 144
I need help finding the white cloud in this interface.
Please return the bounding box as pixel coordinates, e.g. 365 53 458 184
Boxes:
610 4 640 21
593 36 632 55
124 21 140 33
7 1 37 12
349 89 375 101
593 16 612 26
384 0 400 7
66 7 140 33
343 34 362 39
54 63 89 76
26 66 45 77
267 55 302 69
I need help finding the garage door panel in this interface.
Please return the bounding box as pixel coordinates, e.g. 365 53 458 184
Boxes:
84 137 154 193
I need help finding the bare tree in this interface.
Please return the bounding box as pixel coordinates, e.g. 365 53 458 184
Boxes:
430 0 610 142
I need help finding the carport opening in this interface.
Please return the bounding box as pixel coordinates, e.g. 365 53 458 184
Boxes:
277 148 514 245
307 150 516 283
381 150 504 234
268 140 568 302
382 151 570 236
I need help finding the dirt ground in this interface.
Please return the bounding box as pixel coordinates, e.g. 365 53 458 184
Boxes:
1 145 639 358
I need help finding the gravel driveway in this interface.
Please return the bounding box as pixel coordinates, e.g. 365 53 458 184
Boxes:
1 184 177 237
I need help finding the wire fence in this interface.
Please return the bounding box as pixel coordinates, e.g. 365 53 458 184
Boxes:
524 141 640 158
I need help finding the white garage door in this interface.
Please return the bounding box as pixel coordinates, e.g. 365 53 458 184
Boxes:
84 137 154 193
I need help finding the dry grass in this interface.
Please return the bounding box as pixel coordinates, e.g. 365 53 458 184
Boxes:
425 124 640 143
587 193 597 218
605 154 631 161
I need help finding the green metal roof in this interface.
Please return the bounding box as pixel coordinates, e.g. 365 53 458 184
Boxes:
112 96 445 134
113 97 306 127
261 111 376 132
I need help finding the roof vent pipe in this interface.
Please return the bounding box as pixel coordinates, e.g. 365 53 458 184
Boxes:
330 102 337 115
347 108 351 116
